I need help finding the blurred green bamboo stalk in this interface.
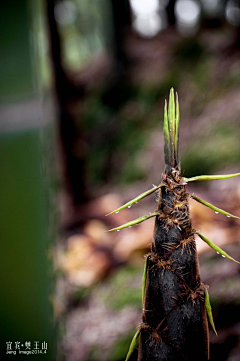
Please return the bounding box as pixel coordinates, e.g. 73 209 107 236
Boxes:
0 1 54 359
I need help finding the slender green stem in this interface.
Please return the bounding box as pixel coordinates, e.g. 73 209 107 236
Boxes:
191 195 240 219
164 100 171 167
175 92 180 165
164 88 179 170
204 289 217 336
195 231 240 264
107 212 159 232
184 173 240 183
168 88 175 166
125 329 141 361
142 257 148 306
106 185 163 216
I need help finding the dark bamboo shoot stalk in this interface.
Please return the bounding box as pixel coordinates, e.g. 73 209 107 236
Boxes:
138 89 209 360
138 177 209 360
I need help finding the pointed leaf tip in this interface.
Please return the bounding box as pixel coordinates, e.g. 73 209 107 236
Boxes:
125 329 141 361
204 289 217 336
107 211 159 232
168 88 175 131
196 231 240 264
191 195 240 219
142 257 148 306
164 88 180 169
105 185 163 216
164 99 171 166
175 92 180 165
184 173 240 183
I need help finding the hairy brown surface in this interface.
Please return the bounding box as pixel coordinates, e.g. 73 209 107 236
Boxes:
138 169 209 361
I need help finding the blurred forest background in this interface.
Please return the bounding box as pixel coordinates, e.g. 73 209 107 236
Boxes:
1 0 240 360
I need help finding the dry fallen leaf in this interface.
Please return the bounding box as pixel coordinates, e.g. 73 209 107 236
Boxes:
63 234 111 286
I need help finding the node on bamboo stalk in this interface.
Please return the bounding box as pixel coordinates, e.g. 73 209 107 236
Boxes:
107 88 240 361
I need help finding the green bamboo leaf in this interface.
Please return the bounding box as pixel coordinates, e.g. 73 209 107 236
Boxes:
196 231 240 264
106 185 163 216
184 173 240 183
191 195 240 219
125 329 141 361
142 257 148 306
168 87 175 142
107 212 159 232
175 92 180 165
168 88 175 166
204 289 217 336
164 100 171 166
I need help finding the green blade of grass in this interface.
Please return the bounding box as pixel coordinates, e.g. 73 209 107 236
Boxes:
107 212 159 232
168 88 175 166
164 100 171 167
142 257 148 306
191 195 240 219
195 231 240 264
175 92 180 166
168 88 175 142
125 329 141 361
184 173 240 183
106 185 163 216
204 289 217 336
